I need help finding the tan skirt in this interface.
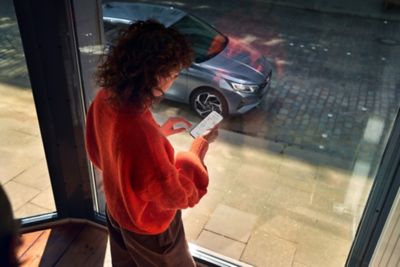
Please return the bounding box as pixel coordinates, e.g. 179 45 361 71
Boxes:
106 209 196 267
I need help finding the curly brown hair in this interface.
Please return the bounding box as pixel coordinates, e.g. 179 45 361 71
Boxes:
95 19 193 109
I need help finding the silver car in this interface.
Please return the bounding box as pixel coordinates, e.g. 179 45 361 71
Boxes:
103 2 272 117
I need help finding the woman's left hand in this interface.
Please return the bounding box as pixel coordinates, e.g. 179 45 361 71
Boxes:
160 117 192 136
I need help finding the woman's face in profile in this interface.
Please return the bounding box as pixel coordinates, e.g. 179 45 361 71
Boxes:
153 70 180 97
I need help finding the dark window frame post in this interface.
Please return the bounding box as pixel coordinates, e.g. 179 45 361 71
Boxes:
346 109 400 266
13 0 96 225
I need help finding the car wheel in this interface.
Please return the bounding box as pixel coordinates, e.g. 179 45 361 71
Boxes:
190 88 228 117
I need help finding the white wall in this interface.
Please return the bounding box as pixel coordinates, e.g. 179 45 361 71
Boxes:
370 188 400 267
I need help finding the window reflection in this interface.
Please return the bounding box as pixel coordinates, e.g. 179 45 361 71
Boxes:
85 0 400 266
172 14 228 63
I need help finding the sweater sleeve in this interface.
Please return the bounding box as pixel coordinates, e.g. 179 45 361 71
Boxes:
122 128 209 211
85 103 102 169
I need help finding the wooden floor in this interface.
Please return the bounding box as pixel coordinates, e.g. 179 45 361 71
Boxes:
17 223 111 267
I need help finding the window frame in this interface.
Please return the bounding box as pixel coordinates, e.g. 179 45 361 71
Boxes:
14 0 97 225
346 110 400 266
12 0 400 265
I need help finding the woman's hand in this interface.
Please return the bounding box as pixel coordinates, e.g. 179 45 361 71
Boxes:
160 117 192 136
201 125 219 143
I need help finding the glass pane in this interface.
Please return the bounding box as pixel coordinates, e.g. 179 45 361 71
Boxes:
0 0 56 218
79 1 400 266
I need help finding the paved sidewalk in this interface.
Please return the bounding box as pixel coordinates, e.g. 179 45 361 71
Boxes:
1 83 368 266
0 83 55 218
166 121 366 267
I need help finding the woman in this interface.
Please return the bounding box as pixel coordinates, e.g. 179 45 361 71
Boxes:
85 20 218 266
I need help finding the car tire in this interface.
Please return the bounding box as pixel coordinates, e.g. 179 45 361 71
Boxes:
190 88 229 117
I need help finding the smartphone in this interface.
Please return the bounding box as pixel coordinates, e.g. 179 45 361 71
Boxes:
190 111 223 138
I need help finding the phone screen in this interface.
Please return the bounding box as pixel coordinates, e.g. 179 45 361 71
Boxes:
190 111 223 138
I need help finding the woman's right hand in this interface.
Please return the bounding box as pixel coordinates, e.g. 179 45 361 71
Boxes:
201 125 219 143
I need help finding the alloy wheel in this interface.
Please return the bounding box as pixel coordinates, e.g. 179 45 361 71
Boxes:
193 92 223 117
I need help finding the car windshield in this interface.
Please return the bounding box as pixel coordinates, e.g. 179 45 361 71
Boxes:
172 15 228 63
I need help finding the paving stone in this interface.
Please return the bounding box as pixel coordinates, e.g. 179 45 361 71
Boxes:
195 230 246 260
267 185 312 210
205 204 258 243
0 129 42 153
292 262 308 267
316 166 351 188
14 202 52 219
241 230 296 267
287 205 353 240
3 180 40 211
258 212 303 243
278 154 319 189
294 225 351 267
182 209 209 242
0 133 45 184
30 186 56 211
222 177 273 215
190 187 225 216
12 158 50 191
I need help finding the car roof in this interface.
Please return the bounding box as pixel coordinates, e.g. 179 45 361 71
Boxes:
102 2 186 27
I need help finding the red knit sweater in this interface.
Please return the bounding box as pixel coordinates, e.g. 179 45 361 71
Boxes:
85 89 209 234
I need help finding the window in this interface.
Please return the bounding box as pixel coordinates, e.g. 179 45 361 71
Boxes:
0 0 55 220
72 0 400 266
